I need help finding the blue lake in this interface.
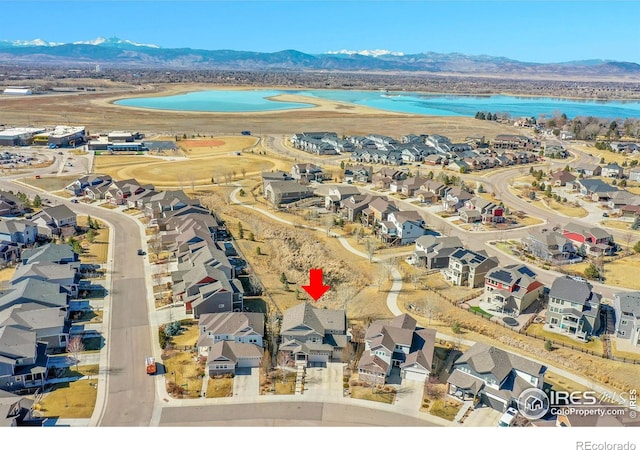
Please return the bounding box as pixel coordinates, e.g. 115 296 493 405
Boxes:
115 89 640 119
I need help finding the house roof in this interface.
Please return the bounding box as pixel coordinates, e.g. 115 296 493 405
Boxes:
13 262 76 284
0 325 36 360
207 340 263 364
563 223 612 241
38 204 76 222
0 305 66 332
0 219 36 236
549 276 598 307
614 292 640 319
199 312 264 338
266 180 313 195
20 243 77 265
0 278 67 310
280 303 346 337
455 342 545 383
357 351 389 374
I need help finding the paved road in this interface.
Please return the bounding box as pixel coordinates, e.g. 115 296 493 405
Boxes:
0 176 156 426
159 401 440 427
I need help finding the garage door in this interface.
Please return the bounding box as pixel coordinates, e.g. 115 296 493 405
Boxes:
308 353 329 363
403 369 427 382
237 357 260 368
481 393 507 412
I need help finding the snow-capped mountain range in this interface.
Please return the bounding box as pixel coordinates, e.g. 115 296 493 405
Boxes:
0 37 638 78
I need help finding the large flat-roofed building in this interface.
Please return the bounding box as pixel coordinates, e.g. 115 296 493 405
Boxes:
47 126 86 147
0 127 46 146
108 131 135 142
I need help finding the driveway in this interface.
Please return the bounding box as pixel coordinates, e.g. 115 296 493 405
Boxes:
394 379 424 414
463 406 503 427
303 362 344 401
232 367 260 399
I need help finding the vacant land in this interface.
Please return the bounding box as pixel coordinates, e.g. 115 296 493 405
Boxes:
162 348 204 399
540 198 588 218
19 175 79 192
349 385 396 404
179 136 259 157
560 255 640 290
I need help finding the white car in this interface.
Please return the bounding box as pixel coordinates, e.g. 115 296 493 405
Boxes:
498 407 518 427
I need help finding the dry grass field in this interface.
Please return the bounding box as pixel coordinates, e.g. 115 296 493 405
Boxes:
179 136 259 157
37 375 99 419
539 198 588 218
206 377 234 398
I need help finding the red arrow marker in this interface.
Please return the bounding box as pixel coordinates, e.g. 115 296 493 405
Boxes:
301 269 330 301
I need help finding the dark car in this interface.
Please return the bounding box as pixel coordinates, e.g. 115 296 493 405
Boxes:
137 249 146 256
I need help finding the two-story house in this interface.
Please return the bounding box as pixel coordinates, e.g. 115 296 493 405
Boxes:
378 211 426 245
343 165 373 184
325 186 361 212
461 197 504 224
358 314 436 384
613 292 640 347
447 343 546 412
104 179 154 206
291 163 324 183
484 264 544 316
545 276 601 341
441 187 473 212
413 235 463 269
522 230 577 263
32 204 77 237
0 191 25 217
562 223 616 256
0 325 49 392
601 163 624 178
65 174 112 196
278 303 347 366
197 312 265 376
443 248 499 288
0 220 37 246
361 197 398 227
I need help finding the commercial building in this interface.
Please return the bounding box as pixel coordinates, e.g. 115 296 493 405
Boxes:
0 128 46 146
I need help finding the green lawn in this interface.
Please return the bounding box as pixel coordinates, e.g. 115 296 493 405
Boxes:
470 306 494 319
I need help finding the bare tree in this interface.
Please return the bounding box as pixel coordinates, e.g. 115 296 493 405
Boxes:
354 226 364 244
241 167 247 179
382 257 399 281
322 214 334 236
66 336 85 371
224 172 233 185
623 231 634 255
374 265 386 292
424 295 440 326
278 351 295 383
364 238 377 263
271 190 282 210
189 174 196 193
149 227 164 261
336 284 358 310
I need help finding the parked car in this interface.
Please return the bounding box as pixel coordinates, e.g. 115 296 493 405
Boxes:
602 212 609 217
137 249 146 256
498 407 518 427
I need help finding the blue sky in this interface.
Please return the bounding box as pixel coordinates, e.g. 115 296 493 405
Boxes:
2 1 640 63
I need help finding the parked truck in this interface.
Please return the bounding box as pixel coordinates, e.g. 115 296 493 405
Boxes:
146 356 156 375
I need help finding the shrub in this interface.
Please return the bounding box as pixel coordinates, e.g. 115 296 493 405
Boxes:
544 339 554 351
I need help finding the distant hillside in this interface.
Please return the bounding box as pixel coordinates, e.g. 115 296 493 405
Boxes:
1 37 639 78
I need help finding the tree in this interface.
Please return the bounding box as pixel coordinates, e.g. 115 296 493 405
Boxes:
634 241 640 254
632 216 640 231
280 272 289 290
340 160 345 170
66 336 85 371
477 184 485 193
451 321 462 334
237 221 244 239
583 263 600 280
528 191 536 200
322 214 334 236
544 339 554 351
86 228 96 243
256 246 262 256
545 184 552 198
33 194 42 207
364 238 377 263
67 237 83 255
248 231 255 241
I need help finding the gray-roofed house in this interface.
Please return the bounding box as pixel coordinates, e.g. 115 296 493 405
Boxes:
0 278 68 311
325 186 361 212
484 264 544 316
0 326 48 392
0 219 37 245
447 342 546 412
20 243 79 267
613 292 640 347
601 163 624 178
358 314 436 384
444 248 499 288
263 180 314 206
413 235 463 269
65 174 112 196
12 262 79 299
279 303 347 366
204 341 263 376
0 389 38 426
523 229 577 263
0 191 25 217
0 304 68 350
172 265 244 319
545 276 601 340
562 223 616 256
32 204 77 237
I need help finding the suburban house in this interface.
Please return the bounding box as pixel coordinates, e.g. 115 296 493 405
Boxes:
483 264 544 316
562 223 616 256
325 186 360 212
358 314 436 384
0 326 48 392
261 171 293 190
104 179 154 206
390 176 429 196
263 180 314 206
0 242 20 264
343 165 373 184
0 304 69 350
574 164 602 177
279 303 347 366
197 312 265 376
522 229 577 263
492 135 538 151
601 163 624 178
413 235 463 269
378 210 427 245
340 194 379 222
461 197 504 224
545 276 602 341
0 390 39 426
361 197 398 227
628 167 640 183
32 205 77 237
291 163 324 183
613 292 640 347
447 342 546 412
172 265 244 318
202 341 264 377
443 248 499 288
441 187 473 212
550 170 576 187
12 262 79 299
0 192 24 216
20 243 80 268
372 168 407 189
66 174 112 196
0 219 37 246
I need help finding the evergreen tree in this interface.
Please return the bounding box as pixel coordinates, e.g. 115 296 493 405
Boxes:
33 194 42 207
